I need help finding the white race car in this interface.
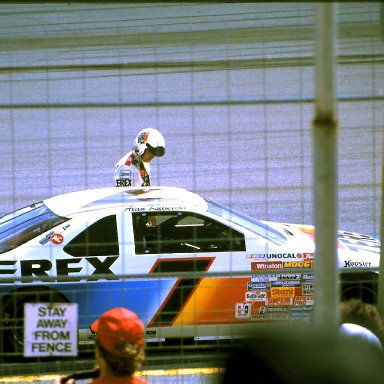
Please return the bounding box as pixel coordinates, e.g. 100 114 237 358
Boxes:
0 186 380 355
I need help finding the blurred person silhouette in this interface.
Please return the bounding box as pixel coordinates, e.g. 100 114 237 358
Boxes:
222 323 384 384
115 128 165 187
54 307 149 384
339 297 384 352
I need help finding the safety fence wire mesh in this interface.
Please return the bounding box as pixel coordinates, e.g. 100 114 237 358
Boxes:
0 3 383 382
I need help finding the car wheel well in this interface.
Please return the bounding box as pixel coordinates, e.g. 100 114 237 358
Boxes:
0 286 69 357
340 272 378 304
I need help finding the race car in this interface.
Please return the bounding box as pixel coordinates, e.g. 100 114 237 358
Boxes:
0 186 380 356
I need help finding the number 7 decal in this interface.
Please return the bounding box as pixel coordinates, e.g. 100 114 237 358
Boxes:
148 257 215 326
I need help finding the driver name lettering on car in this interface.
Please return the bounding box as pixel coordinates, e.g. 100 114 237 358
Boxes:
125 205 187 212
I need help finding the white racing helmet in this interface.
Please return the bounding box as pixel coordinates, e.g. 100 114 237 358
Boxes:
133 128 165 157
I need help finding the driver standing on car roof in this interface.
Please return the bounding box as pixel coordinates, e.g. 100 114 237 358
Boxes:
114 128 165 187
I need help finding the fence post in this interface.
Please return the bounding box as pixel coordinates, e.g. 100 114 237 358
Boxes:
312 3 339 334
378 0 384 320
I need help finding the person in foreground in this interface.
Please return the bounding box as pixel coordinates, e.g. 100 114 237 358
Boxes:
222 323 384 384
54 307 149 384
339 298 384 352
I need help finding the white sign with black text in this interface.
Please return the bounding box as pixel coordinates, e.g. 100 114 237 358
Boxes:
24 303 78 357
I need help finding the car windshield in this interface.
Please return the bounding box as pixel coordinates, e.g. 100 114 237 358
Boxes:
0 202 69 254
207 200 287 246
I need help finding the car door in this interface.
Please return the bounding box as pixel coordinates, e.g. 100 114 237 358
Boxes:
124 209 251 339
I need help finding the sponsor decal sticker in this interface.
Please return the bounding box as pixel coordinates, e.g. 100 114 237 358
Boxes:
291 306 314 313
247 253 299 260
270 287 295 298
50 233 64 245
251 274 278 282
251 313 290 321
119 170 132 178
251 261 283 271
251 273 301 282
343 260 372 268
283 261 312 269
245 291 267 301
302 283 314 295
303 253 315 260
235 303 251 319
259 306 290 314
271 280 301 287
266 297 293 306
0 257 119 283
294 296 315 306
247 281 269 290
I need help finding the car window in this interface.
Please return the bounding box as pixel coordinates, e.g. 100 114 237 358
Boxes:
0 202 69 254
64 215 119 257
207 200 287 246
133 211 245 254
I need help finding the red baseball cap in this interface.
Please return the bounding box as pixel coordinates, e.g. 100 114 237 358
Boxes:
91 307 145 354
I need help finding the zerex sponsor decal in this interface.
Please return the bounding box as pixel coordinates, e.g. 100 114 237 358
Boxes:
266 297 293 306
247 253 301 260
270 287 295 298
302 283 314 295
247 281 269 290
259 306 290 314
245 291 267 301
271 280 301 287
235 303 251 319
294 296 315 306
251 261 283 271
283 261 312 269
343 260 372 268
0 257 119 282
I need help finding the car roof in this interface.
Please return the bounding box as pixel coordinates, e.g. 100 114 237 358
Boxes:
44 186 208 217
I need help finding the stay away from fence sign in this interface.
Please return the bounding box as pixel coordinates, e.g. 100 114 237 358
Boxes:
24 303 78 357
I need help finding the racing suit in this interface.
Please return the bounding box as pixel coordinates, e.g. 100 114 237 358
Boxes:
114 151 151 187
